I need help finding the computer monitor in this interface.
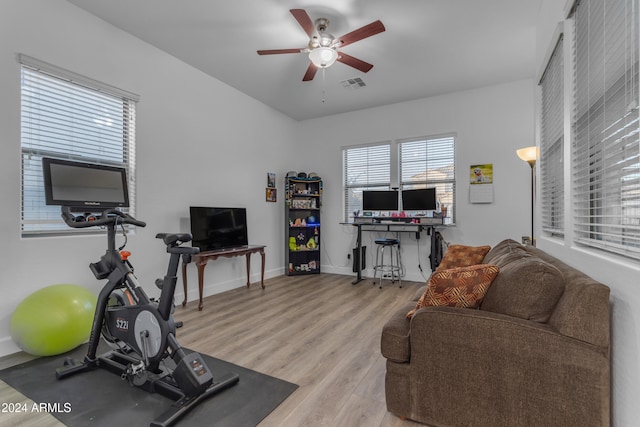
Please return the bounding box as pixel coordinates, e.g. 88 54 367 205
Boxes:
42 157 129 211
362 190 399 211
401 188 437 211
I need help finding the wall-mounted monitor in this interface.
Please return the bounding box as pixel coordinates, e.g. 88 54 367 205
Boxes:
402 188 437 211
362 190 399 211
190 207 249 251
42 157 129 211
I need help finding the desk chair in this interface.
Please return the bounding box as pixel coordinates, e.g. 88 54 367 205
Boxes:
373 238 402 288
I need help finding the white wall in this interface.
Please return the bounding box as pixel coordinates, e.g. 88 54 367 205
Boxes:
297 79 536 282
535 2 640 426
0 0 296 355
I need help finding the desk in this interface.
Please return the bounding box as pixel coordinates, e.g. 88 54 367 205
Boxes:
182 245 266 310
345 220 442 284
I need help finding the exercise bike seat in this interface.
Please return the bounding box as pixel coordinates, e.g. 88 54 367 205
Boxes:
156 233 192 246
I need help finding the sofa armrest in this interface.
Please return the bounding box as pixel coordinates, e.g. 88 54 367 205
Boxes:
404 306 610 426
381 302 414 362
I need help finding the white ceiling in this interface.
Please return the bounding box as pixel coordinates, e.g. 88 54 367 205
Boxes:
66 0 542 121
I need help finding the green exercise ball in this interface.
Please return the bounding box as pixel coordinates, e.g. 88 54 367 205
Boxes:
10 284 96 356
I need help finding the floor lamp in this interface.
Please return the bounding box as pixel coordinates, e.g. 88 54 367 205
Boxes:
516 146 539 246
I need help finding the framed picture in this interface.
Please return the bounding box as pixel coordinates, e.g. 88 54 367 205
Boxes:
267 172 276 188
266 188 277 202
470 164 493 184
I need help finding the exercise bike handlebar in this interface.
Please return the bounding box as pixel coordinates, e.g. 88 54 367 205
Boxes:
61 206 146 229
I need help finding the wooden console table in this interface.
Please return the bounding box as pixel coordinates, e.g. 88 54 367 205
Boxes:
181 245 266 310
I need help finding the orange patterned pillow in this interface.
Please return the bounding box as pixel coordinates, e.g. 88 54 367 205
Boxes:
436 244 491 271
407 264 500 318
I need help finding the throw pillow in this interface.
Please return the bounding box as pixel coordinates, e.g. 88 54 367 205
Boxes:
407 264 500 318
436 244 492 271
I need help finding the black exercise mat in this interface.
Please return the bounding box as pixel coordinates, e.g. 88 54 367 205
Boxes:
0 344 297 427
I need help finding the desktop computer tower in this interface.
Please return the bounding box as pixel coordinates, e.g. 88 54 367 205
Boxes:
352 246 366 272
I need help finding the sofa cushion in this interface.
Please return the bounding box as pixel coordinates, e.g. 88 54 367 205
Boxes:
480 255 565 323
437 244 492 271
486 245 531 270
407 264 500 318
483 239 521 265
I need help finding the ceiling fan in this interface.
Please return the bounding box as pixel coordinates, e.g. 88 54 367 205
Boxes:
257 9 385 82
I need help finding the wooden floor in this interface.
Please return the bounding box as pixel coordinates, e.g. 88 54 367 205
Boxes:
0 273 426 427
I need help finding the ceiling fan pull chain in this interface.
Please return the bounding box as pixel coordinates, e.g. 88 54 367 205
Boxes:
321 68 326 103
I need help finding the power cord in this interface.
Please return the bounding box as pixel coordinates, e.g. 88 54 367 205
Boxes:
415 235 430 282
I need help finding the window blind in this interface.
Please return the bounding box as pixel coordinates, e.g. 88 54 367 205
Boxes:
399 135 456 224
540 36 565 237
20 56 137 235
343 143 391 220
572 0 640 259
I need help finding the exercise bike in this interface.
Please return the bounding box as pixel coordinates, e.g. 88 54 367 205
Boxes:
55 206 239 427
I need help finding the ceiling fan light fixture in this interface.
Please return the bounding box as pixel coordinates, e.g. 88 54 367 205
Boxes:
309 47 338 68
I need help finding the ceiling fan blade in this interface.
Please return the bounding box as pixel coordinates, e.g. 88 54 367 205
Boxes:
257 48 302 55
302 63 318 81
338 20 385 48
336 52 374 73
290 9 315 37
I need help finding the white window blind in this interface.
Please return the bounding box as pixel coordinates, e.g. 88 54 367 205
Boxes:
572 0 640 259
20 55 138 235
540 36 565 236
399 135 456 224
343 143 391 220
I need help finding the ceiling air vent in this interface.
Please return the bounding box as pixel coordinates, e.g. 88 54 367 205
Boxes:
340 77 366 90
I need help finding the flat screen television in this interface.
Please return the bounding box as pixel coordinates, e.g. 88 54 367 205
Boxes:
362 190 399 212
190 207 248 251
401 188 437 211
42 157 129 211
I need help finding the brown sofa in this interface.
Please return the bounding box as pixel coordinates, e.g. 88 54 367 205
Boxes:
381 239 610 426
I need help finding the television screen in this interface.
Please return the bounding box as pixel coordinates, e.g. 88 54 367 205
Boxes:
190 207 248 251
362 190 399 211
402 188 437 211
42 157 129 211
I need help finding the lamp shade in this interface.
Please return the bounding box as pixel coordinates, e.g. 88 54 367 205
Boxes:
309 47 338 68
516 146 539 163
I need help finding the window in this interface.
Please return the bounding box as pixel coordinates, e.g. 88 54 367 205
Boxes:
399 135 456 224
20 55 138 236
342 135 456 223
572 0 640 259
343 143 391 219
540 36 565 237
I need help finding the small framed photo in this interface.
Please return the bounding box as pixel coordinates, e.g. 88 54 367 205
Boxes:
267 172 276 188
266 188 277 202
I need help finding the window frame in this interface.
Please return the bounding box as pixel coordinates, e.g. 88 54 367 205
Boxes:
570 0 640 260
342 134 456 224
19 55 138 237
539 34 565 237
398 135 456 225
342 142 392 220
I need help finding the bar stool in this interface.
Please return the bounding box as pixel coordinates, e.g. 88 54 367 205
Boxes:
373 238 402 288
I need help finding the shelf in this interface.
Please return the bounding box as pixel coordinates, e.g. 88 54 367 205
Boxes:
287 177 321 183
286 176 322 276
287 269 320 276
